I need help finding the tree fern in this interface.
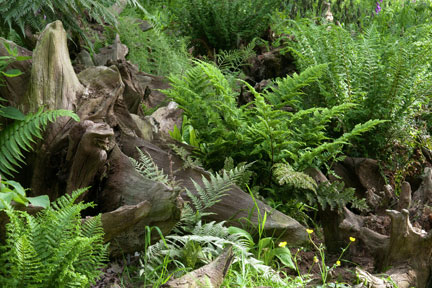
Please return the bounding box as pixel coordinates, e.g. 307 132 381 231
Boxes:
0 188 107 287
0 108 79 177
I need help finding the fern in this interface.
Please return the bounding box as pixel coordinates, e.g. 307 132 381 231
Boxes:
0 188 108 287
265 63 328 109
181 163 251 226
129 148 170 185
116 7 191 76
215 40 257 75
169 144 203 170
273 163 317 192
171 0 278 50
0 108 79 177
166 60 381 205
0 0 143 50
142 221 285 285
128 145 250 227
308 181 369 212
297 119 386 169
284 20 432 158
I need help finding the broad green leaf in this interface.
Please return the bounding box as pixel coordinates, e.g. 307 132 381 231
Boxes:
258 237 273 250
0 192 14 209
1 69 22 78
5 180 26 196
169 124 182 141
0 106 25 120
27 195 50 208
274 247 296 269
16 56 31 61
12 192 27 205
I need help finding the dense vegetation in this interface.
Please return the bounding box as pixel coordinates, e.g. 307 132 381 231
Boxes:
1 0 432 287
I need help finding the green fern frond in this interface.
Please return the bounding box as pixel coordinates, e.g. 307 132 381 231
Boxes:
273 163 317 192
0 108 79 177
169 144 203 170
310 181 368 212
266 63 328 109
129 148 170 185
298 119 384 168
0 188 107 287
0 0 144 51
181 163 250 225
142 220 284 285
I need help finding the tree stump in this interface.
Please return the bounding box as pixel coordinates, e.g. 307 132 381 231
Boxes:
1 21 308 256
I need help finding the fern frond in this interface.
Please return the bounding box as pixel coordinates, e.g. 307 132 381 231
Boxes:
142 220 285 285
0 188 107 287
0 108 79 177
310 181 368 212
169 144 203 170
129 148 170 185
273 163 317 192
181 164 250 225
266 63 327 109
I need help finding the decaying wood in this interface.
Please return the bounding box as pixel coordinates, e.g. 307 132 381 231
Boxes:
93 34 128 67
25 20 84 113
3 20 308 257
121 136 308 246
398 181 411 211
339 178 432 288
306 163 431 287
18 21 182 255
86 200 151 242
114 59 170 114
412 167 432 205
163 246 234 288
66 120 115 202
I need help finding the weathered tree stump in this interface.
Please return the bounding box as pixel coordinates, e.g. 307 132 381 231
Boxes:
340 176 432 288
1 21 308 256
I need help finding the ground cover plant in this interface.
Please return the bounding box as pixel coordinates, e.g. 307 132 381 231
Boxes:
2 0 432 287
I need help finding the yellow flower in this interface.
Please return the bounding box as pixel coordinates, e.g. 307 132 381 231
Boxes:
336 260 341 266
313 256 319 263
306 229 314 234
349 237 356 242
278 241 287 248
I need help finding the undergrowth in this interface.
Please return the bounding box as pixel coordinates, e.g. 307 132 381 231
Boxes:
0 188 107 287
116 6 191 76
163 60 381 210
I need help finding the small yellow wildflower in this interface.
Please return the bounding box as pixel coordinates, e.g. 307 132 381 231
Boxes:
336 260 341 266
349 237 356 242
306 229 314 234
313 256 319 263
278 241 287 248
